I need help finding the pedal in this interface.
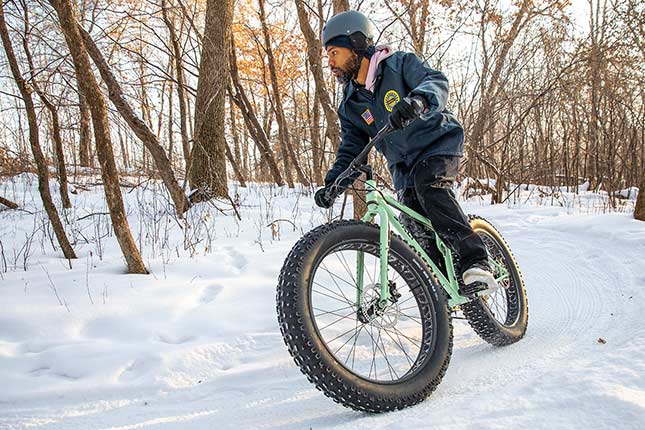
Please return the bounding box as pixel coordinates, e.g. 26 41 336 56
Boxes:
459 281 488 299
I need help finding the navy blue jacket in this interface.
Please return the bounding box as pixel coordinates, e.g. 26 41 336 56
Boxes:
324 51 464 191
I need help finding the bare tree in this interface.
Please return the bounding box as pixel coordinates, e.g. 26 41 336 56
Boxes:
229 36 284 186
161 0 191 171
78 25 190 215
258 0 309 187
333 0 350 12
188 0 233 200
48 0 146 274
294 0 341 169
0 2 76 260
20 2 72 209
383 0 431 56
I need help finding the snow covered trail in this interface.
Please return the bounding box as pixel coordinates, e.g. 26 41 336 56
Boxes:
1 182 644 429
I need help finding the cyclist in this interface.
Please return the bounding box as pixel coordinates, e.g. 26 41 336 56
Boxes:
314 10 499 296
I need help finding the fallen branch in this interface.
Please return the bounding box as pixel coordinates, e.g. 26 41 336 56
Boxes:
0 195 18 209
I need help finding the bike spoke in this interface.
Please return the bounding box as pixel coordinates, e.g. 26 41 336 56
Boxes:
312 280 352 303
382 326 415 367
312 283 354 307
314 304 355 318
363 323 399 381
398 311 423 325
397 295 415 307
349 324 363 370
320 261 356 303
384 326 422 349
335 251 358 285
327 323 364 344
334 320 364 356
375 326 399 380
368 324 377 379
479 232 515 326
318 310 357 332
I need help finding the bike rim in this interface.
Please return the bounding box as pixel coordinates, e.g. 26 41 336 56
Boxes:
478 231 520 326
308 240 435 384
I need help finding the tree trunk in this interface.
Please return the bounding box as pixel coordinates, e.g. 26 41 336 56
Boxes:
258 0 309 187
635 175 645 221
78 25 190 215
294 0 341 150
228 96 246 186
467 0 532 178
224 142 246 187
311 97 323 185
167 70 175 163
49 0 146 273
45 104 72 209
0 3 76 260
229 36 284 186
78 91 92 167
188 0 233 200
161 0 191 172
332 0 349 13
229 94 244 177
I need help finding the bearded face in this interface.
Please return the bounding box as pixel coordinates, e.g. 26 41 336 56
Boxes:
327 46 361 85
332 52 360 84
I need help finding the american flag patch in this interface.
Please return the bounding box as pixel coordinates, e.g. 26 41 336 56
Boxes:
361 109 374 125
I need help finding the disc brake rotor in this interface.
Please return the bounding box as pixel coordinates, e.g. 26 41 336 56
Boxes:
358 283 400 329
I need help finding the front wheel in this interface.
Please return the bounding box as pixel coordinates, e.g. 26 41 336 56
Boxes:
461 216 529 346
277 220 453 412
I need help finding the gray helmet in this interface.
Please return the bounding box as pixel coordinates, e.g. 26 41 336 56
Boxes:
322 10 376 52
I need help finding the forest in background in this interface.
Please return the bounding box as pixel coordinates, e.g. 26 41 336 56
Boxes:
0 0 643 272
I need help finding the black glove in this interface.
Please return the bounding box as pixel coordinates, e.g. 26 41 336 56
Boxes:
314 187 334 209
388 96 425 130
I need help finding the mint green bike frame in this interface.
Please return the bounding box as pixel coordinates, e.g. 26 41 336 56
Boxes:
357 179 509 309
329 124 508 311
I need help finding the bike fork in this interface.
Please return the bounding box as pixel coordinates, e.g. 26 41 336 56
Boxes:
355 203 391 310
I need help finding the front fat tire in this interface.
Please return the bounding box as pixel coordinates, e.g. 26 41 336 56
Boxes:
277 220 453 412
461 216 529 346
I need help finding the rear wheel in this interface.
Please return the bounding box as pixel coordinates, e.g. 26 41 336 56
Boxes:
277 220 453 412
461 216 528 346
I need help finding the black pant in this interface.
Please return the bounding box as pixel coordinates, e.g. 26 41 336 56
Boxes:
397 156 488 275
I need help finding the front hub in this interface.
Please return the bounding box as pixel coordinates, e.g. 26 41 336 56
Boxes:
357 281 401 327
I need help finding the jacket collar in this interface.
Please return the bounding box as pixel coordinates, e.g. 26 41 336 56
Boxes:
342 55 391 103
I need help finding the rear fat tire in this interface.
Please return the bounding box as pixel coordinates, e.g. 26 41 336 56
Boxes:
461 216 529 346
277 220 453 412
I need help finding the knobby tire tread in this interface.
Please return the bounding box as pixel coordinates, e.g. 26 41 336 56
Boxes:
461 215 529 346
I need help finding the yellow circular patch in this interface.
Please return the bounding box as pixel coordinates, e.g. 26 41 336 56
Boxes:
384 90 401 112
